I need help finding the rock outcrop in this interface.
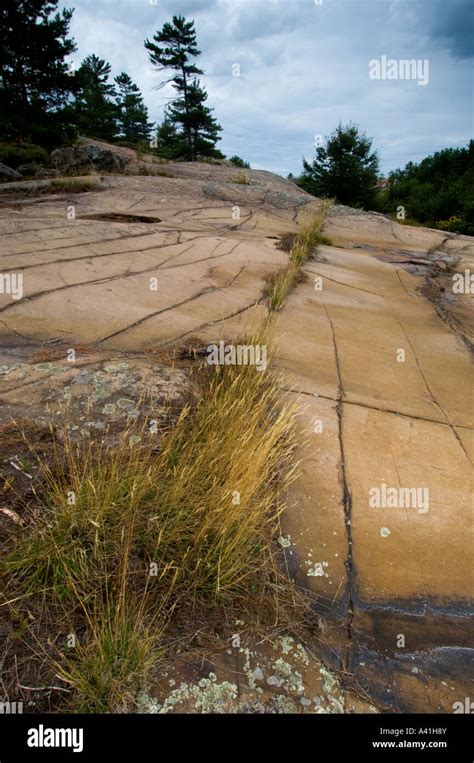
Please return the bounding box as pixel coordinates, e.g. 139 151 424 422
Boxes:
0 162 22 182
16 162 41 177
0 149 472 713
51 139 137 175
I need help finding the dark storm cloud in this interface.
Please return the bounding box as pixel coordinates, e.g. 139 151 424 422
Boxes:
417 0 474 59
59 0 473 177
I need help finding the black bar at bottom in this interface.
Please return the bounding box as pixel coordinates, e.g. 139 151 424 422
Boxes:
0 712 471 761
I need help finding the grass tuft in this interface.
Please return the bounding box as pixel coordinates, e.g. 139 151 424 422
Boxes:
267 201 332 310
57 603 162 713
2 351 297 711
230 172 250 185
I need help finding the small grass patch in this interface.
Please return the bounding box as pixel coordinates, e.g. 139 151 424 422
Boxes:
0 177 103 201
230 171 250 185
124 163 175 177
49 178 102 194
267 201 332 310
133 164 175 178
136 153 169 166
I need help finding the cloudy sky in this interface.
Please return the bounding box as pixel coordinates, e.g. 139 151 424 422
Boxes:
59 0 473 177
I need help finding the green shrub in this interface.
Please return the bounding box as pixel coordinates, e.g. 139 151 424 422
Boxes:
0 142 49 169
375 142 474 234
229 155 250 168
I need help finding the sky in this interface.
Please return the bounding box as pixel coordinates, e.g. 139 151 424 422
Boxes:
59 0 474 177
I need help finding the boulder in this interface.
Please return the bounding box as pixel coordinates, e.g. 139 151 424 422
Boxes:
0 162 22 182
50 146 92 175
17 162 42 176
82 143 124 172
78 139 137 167
51 141 137 176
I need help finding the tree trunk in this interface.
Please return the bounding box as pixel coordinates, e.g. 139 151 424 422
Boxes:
178 45 192 159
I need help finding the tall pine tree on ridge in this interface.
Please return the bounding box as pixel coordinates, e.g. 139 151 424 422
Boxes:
145 15 222 161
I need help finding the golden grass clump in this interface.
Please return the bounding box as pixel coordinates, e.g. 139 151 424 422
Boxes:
2 352 297 711
267 200 332 310
49 178 101 193
230 171 250 185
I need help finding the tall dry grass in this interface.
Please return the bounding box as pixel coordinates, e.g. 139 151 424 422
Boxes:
267 200 332 310
2 356 297 711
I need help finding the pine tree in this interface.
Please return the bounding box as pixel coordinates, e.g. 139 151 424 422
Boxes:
0 0 77 145
145 15 222 160
115 72 153 143
230 156 251 169
298 123 379 209
168 80 222 160
72 55 118 141
154 111 186 159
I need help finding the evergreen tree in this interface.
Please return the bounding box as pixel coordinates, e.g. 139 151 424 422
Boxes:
377 141 474 235
298 123 380 209
145 15 222 160
230 156 251 169
115 72 153 143
154 111 186 159
71 54 118 141
0 0 77 146
168 80 222 160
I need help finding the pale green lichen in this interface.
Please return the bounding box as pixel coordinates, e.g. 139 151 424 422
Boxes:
276 636 309 667
252 667 264 682
318 665 344 712
114 373 133 390
295 643 311 666
33 362 68 375
272 694 298 713
0 363 22 375
90 372 112 402
241 648 257 690
329 695 345 713
137 673 238 714
272 658 305 694
279 636 294 655
104 363 130 373
116 398 135 410
320 665 337 693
